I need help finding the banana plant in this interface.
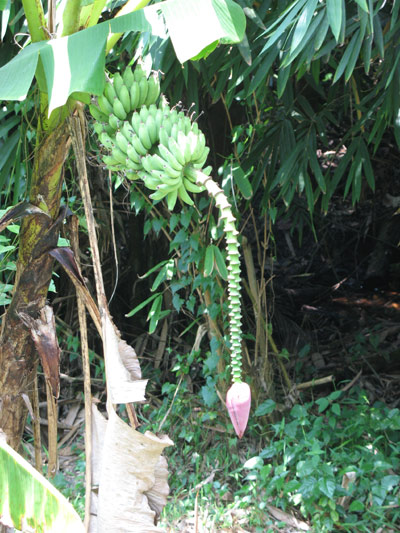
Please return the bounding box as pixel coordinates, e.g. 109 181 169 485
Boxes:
0 0 245 531
90 64 251 438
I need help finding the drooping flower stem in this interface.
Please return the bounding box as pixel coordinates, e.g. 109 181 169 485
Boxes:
191 169 243 383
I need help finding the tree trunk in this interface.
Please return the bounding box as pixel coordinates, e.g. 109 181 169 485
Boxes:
0 117 71 450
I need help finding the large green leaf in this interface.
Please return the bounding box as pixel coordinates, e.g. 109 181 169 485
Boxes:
0 0 245 110
161 0 245 63
0 438 84 532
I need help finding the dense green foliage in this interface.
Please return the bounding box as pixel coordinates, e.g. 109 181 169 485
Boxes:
1 0 400 530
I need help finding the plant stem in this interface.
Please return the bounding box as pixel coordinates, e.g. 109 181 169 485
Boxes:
62 0 82 36
21 0 48 42
193 170 243 382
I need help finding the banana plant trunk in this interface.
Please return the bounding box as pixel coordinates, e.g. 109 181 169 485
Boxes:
0 115 70 450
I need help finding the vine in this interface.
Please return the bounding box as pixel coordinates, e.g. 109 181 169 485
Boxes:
90 64 251 438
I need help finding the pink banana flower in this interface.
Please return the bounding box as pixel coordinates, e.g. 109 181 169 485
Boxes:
226 381 251 438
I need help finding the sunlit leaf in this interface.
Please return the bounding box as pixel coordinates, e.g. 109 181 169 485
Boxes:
290 0 318 54
0 438 84 532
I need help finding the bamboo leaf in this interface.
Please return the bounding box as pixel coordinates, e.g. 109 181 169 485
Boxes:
148 293 162 334
344 29 364 82
359 139 375 191
277 65 291 97
351 158 363 204
315 11 329 50
326 0 342 42
125 293 160 318
354 0 368 12
373 13 384 59
308 148 326 193
261 0 309 53
290 0 318 54
284 8 323 66
333 30 360 83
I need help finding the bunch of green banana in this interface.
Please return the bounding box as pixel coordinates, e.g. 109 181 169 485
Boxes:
89 63 161 130
130 108 209 208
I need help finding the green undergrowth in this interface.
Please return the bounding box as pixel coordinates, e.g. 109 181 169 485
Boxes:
51 383 399 531
151 385 399 532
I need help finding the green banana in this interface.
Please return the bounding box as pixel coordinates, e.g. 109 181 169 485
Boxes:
141 156 155 174
166 188 178 210
144 74 160 106
192 132 207 161
118 84 131 114
113 73 124 98
177 184 194 206
104 82 117 105
168 137 186 166
115 131 129 154
182 165 197 183
158 127 171 150
170 123 179 142
191 121 200 135
133 64 146 82
183 176 205 193
157 144 183 172
150 187 170 202
138 123 152 150
147 103 158 117
139 105 150 123
145 114 158 145
127 143 142 165
129 81 140 110
178 131 192 163
108 113 121 131
154 108 164 131
150 153 182 178
131 112 141 135
125 158 142 171
98 94 113 116
90 103 108 123
122 67 135 88
138 78 148 107
103 154 123 167
182 116 192 135
131 133 148 156
143 175 162 190
113 97 127 121
90 115 108 135
99 132 114 151
120 122 135 143
111 146 128 165
126 170 141 181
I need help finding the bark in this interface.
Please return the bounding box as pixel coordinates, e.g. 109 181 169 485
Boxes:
0 118 71 450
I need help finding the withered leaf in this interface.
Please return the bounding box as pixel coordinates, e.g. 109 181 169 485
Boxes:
19 306 60 399
0 201 50 233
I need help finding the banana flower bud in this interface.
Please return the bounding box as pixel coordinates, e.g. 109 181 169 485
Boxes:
226 381 251 438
